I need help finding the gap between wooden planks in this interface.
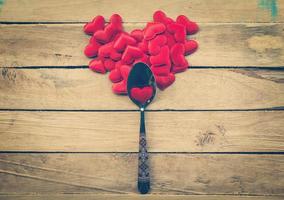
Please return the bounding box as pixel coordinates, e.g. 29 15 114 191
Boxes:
0 68 283 110
0 111 283 152
0 154 283 195
0 23 283 67
0 0 283 22
0 194 283 200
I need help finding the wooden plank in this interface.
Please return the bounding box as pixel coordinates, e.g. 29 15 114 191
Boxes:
0 23 284 67
0 154 283 195
0 111 283 152
0 0 283 22
0 68 283 110
1 194 283 200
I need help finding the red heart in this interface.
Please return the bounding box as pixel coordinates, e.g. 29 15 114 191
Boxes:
112 80 127 94
84 42 101 58
150 46 170 66
130 29 144 42
167 23 186 43
109 68 123 83
130 86 153 104
148 35 167 55
83 15 105 35
164 31 176 48
110 14 123 30
144 22 166 41
89 59 106 74
120 64 131 80
170 43 188 73
176 15 199 35
134 54 150 66
151 62 171 76
113 33 137 52
184 39 198 55
155 73 175 90
121 46 143 65
153 10 174 25
138 40 149 54
104 59 116 71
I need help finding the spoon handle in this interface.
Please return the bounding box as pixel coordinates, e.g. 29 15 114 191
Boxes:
138 109 150 194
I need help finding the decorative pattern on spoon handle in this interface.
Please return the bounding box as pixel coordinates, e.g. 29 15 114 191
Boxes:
138 110 150 194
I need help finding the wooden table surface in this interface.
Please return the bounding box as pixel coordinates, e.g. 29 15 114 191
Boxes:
0 0 283 199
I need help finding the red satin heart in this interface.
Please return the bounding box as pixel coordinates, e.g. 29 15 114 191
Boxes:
148 35 167 55
153 10 174 25
130 29 144 42
113 33 137 52
151 62 171 76
130 86 153 104
155 73 175 90
167 22 186 43
176 15 199 35
184 40 198 55
120 65 131 80
170 43 188 73
109 68 123 83
104 59 116 71
83 15 105 35
112 80 127 94
121 46 143 65
89 59 106 74
84 42 101 58
138 40 149 54
150 46 170 66
144 22 166 41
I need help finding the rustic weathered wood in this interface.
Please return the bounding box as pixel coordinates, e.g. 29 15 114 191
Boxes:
0 68 283 110
0 111 283 152
0 194 283 200
0 154 283 195
0 0 283 22
0 23 283 67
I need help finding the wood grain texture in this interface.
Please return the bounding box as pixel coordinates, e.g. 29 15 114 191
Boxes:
0 111 283 152
0 154 283 195
0 0 283 22
0 68 283 110
0 23 284 67
1 194 283 200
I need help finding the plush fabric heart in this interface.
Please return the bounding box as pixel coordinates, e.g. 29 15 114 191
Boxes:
184 40 198 55
83 15 105 35
155 73 175 90
113 33 137 52
138 40 149 54
121 46 143 65
167 22 186 43
130 86 153 104
153 10 174 25
112 80 127 94
144 22 166 41
164 31 176 48
176 15 199 35
104 59 116 71
151 63 171 76
148 35 167 55
170 43 188 73
130 29 144 42
150 46 170 66
84 42 101 58
89 59 106 74
134 54 150 66
120 64 131 80
109 68 123 83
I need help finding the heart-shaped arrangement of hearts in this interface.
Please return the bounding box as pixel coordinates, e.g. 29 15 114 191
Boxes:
83 10 198 94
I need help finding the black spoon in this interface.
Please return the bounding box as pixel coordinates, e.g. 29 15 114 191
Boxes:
127 62 156 194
